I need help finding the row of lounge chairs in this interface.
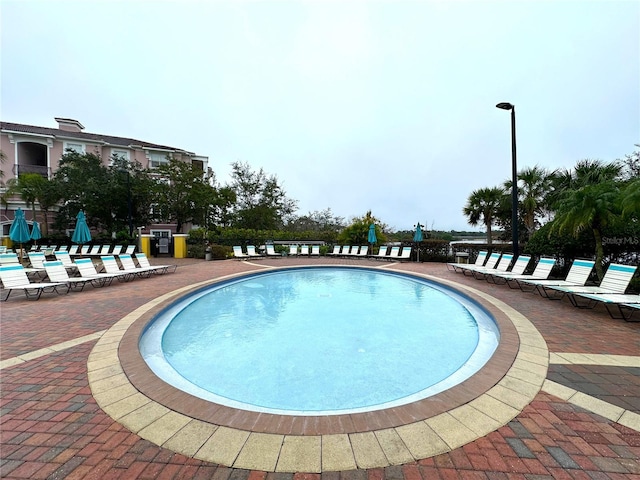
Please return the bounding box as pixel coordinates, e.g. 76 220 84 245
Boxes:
4 244 137 257
448 251 639 321
327 245 412 260
232 245 413 261
0 252 176 301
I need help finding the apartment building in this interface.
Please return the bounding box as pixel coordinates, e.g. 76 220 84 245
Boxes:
0 117 208 241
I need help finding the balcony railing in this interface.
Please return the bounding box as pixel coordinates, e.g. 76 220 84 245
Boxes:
13 164 50 178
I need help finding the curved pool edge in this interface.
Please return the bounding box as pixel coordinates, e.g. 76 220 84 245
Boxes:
88 264 549 473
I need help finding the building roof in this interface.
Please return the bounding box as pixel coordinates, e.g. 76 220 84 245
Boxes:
0 120 193 154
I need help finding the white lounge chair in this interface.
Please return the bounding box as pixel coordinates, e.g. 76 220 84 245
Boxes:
447 251 488 273
371 246 388 259
356 245 368 257
54 250 79 273
289 245 298 256
520 259 595 298
266 245 281 257
339 245 351 256
111 245 123 255
87 245 101 257
118 254 155 277
233 246 250 260
73 258 119 286
27 251 47 268
80 245 91 255
397 246 411 261
299 245 310 255
311 245 320 256
0 252 21 265
493 257 556 290
457 252 501 276
26 252 48 279
246 246 263 258
0 264 68 301
100 255 137 282
68 245 79 256
546 263 637 305
42 260 99 291
485 255 531 284
134 253 177 274
470 254 513 280
2 252 44 278
387 246 400 259
327 246 340 256
124 245 136 254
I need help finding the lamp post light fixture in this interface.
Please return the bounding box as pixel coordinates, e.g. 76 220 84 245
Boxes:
496 102 519 258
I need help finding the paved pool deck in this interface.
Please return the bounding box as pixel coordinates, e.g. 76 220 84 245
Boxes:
1 256 638 479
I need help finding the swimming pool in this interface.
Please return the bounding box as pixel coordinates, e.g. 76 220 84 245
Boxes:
140 267 499 415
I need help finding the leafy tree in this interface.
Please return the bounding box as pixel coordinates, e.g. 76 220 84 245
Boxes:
286 208 345 233
108 155 157 237
338 211 386 245
228 161 297 230
52 150 111 230
153 157 218 233
462 187 505 246
207 185 237 229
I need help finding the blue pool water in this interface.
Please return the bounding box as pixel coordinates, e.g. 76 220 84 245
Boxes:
140 267 499 415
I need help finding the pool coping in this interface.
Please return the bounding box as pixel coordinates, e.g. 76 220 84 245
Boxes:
88 264 549 472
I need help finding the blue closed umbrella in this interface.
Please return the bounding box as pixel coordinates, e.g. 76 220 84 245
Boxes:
9 208 31 263
413 223 424 262
30 221 42 244
367 224 377 245
413 223 424 242
72 210 92 245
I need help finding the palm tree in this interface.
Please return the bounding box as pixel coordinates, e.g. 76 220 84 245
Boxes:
547 160 622 212
463 187 505 246
551 181 621 281
5 173 48 226
515 166 553 237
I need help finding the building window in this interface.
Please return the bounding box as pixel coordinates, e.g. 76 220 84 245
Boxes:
149 152 170 168
110 149 130 164
64 142 85 153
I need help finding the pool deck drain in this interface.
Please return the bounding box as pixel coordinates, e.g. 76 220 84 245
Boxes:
87 265 549 472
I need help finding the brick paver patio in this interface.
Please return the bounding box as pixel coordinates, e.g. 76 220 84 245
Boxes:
1 256 638 479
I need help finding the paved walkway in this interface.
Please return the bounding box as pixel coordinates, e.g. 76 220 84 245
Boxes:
1 257 639 479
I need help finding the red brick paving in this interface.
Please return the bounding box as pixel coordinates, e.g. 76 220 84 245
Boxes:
1 258 639 479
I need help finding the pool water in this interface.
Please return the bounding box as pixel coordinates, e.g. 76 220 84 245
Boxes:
140 267 499 415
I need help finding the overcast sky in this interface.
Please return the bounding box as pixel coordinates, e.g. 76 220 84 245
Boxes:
1 1 638 231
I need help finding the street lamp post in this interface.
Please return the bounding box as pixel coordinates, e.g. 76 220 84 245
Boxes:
496 102 519 258
126 170 133 237
119 167 133 238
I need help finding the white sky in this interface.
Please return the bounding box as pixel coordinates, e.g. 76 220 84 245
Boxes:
1 1 638 231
